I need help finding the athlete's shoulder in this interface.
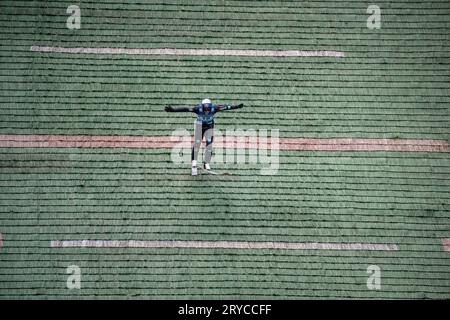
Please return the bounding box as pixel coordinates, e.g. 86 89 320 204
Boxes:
193 104 201 113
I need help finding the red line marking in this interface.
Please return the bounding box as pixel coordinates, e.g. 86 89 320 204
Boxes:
0 233 3 249
443 238 450 252
0 135 449 152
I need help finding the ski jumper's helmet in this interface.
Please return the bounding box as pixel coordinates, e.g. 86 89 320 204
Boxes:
202 98 212 106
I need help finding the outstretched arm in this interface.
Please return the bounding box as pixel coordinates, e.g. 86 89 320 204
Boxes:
216 103 244 112
165 105 195 112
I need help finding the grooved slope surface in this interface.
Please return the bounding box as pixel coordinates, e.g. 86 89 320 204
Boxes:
0 0 449 299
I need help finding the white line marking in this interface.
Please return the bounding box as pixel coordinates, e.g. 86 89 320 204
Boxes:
30 46 345 57
51 240 398 251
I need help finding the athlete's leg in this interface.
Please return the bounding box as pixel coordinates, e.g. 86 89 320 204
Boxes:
191 120 203 163
204 126 214 165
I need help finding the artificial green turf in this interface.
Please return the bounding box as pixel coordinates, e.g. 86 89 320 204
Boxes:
0 0 449 299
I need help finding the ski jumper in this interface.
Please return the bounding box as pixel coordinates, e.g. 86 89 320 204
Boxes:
191 103 218 163
164 102 244 166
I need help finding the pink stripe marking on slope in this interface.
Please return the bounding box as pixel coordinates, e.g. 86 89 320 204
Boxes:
443 238 450 252
0 135 175 148
0 233 3 248
0 135 449 152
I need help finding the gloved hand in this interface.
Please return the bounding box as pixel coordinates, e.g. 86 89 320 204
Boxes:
235 103 244 108
165 105 174 112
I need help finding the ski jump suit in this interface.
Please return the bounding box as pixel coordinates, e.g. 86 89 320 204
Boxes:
165 102 244 164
